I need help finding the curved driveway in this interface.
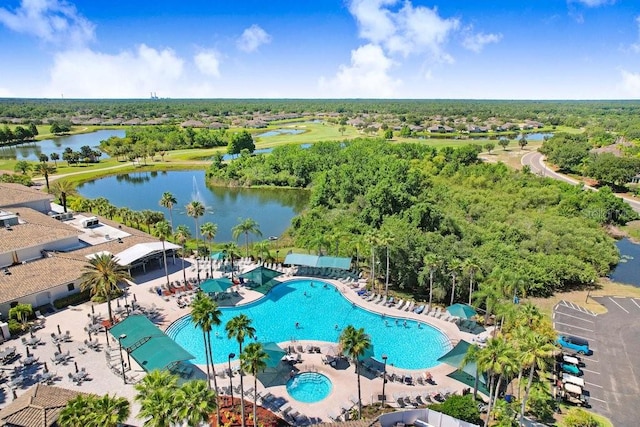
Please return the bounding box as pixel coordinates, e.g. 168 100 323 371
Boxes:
521 151 640 213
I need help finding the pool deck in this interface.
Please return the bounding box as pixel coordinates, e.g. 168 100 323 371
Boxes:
0 258 484 425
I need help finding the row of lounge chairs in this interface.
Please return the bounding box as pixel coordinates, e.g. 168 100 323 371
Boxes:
358 291 463 324
392 389 452 408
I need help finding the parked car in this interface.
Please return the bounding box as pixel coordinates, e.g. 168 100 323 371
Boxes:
559 361 583 376
557 335 591 355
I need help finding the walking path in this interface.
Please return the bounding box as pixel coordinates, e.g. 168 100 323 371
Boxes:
0 258 479 425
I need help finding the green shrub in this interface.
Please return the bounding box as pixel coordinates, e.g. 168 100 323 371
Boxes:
7 319 22 335
428 394 482 425
53 290 92 309
561 408 604 427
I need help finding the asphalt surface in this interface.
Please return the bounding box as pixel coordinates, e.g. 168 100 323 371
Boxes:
520 151 640 213
553 297 640 426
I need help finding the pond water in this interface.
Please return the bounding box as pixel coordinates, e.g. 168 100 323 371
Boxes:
608 238 640 287
256 128 306 138
77 170 309 242
0 129 125 161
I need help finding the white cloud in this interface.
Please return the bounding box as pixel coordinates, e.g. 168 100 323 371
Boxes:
194 50 221 77
45 44 186 98
462 31 502 53
0 0 94 46
318 44 401 97
236 24 271 53
570 0 616 7
348 0 459 60
620 70 640 96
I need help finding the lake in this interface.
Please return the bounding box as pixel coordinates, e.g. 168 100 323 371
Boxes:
608 238 640 287
0 129 125 161
77 170 309 242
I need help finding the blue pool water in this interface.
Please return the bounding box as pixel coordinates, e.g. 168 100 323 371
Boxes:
287 372 332 403
166 279 451 369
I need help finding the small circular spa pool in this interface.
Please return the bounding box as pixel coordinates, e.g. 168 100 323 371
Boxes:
286 372 332 403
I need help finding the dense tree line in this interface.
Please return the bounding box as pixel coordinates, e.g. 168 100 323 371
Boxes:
208 139 633 299
0 123 38 144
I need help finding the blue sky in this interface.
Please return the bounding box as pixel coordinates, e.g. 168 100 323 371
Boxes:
1 0 640 99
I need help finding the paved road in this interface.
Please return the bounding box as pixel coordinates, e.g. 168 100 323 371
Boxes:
521 151 640 213
553 298 640 427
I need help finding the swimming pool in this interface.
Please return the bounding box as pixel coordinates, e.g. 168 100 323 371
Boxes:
287 372 332 403
166 279 451 369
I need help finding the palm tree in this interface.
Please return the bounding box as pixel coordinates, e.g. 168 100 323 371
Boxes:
241 342 268 427
460 344 482 401
34 162 56 192
253 240 272 263
476 336 514 427
174 380 217 426
154 220 172 289
80 253 132 324
59 394 93 426
50 179 77 213
225 314 256 427
472 281 503 324
159 192 177 232
448 259 461 306
221 241 240 278
463 259 480 305
186 200 206 254
134 370 179 427
519 332 555 421
339 325 372 419
191 292 223 425
232 217 262 258
200 222 218 276
174 225 191 285
421 254 440 311
91 394 131 427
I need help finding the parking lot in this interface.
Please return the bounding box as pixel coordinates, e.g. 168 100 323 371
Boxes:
553 297 640 426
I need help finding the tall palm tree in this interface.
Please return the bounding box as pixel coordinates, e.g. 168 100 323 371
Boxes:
472 281 503 324
460 344 481 401
221 241 240 278
476 336 514 427
225 314 256 427
463 259 480 306
159 192 177 232
186 200 206 255
519 332 555 421
134 370 179 427
91 394 131 427
421 254 440 311
200 222 218 276
240 342 268 427
154 220 173 289
232 217 262 258
50 179 76 212
174 225 191 285
253 240 272 263
174 380 217 427
34 162 56 192
80 253 132 324
339 325 371 419
191 292 223 425
448 259 461 306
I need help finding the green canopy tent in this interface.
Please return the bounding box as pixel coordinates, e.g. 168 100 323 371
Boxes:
446 303 477 320
262 342 287 368
200 277 233 294
239 265 283 287
210 251 225 261
437 340 489 396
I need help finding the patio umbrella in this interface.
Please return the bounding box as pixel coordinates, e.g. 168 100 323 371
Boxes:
200 277 234 294
446 303 477 320
43 362 48 373
262 342 287 368
74 361 79 373
210 251 225 261
239 265 283 286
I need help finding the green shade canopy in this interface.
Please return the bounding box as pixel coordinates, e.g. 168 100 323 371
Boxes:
110 315 194 372
240 265 283 286
200 277 234 294
262 342 287 368
210 251 225 260
437 340 486 386
284 253 352 270
446 303 477 319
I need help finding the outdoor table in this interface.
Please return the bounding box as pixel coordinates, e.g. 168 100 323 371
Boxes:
26 337 41 347
22 356 37 366
40 372 55 384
